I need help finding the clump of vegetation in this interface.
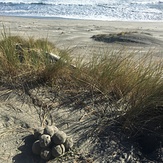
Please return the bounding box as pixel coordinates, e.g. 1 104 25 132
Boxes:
0 29 162 157
76 52 163 140
0 28 73 88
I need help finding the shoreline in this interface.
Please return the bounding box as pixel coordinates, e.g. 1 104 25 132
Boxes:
1 14 163 23
1 12 163 22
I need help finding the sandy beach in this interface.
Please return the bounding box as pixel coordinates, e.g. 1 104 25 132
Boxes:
0 16 163 163
0 16 163 59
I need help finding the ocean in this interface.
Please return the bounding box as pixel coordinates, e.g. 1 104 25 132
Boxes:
0 0 163 21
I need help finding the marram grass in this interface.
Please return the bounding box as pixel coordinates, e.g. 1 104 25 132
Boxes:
0 30 162 139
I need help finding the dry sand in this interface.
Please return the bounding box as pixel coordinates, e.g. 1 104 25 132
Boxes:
0 16 163 163
0 16 163 59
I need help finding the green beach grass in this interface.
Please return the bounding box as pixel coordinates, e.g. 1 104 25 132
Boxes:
0 29 162 148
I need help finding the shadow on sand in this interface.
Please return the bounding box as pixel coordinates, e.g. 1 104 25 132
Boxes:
12 135 45 163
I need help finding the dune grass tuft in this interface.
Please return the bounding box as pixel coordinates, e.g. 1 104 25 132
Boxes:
0 29 162 141
0 28 67 87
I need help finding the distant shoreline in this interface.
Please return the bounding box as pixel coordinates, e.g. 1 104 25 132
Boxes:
0 14 163 23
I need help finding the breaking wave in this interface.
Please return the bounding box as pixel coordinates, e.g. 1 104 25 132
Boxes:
0 0 162 21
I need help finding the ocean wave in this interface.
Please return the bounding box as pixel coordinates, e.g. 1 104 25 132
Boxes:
130 0 163 5
0 0 163 6
0 0 106 5
0 2 49 5
0 0 162 21
0 0 136 5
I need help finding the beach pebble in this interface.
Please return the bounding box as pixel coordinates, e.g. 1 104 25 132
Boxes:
44 125 59 137
40 148 51 160
64 137 73 151
52 144 65 157
39 134 51 148
34 127 44 139
52 131 67 145
32 140 42 155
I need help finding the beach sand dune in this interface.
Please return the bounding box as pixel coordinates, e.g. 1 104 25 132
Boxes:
0 16 163 163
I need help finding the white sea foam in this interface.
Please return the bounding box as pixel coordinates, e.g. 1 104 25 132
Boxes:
0 0 162 5
0 0 162 21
